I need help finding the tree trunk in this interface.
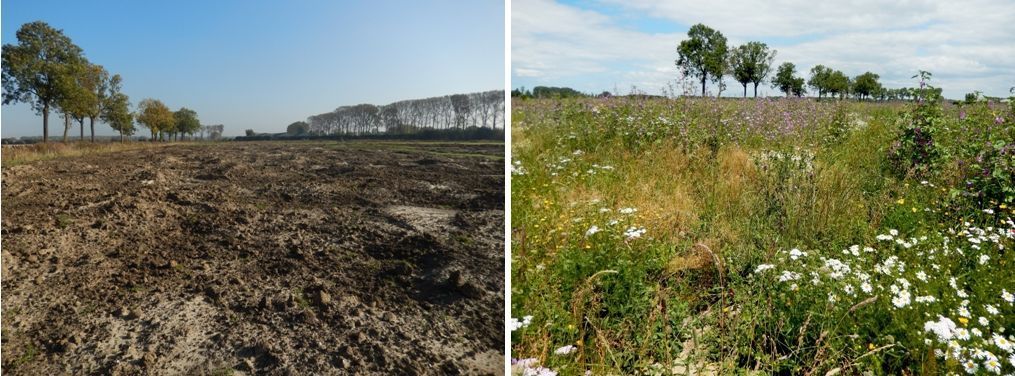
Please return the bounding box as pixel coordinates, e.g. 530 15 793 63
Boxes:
743 83 747 97
701 76 707 97
89 117 96 142
63 113 71 143
79 118 84 141
120 130 124 143
753 83 759 98
42 103 50 143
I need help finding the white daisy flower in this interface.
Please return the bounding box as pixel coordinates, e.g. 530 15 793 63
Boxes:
554 345 577 355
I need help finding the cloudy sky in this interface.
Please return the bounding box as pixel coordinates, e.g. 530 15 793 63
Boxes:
512 0 1014 99
2 0 504 137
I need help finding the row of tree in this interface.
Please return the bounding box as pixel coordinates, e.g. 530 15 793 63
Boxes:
2 21 203 142
676 24 776 98
675 23 942 101
511 86 587 99
304 90 504 136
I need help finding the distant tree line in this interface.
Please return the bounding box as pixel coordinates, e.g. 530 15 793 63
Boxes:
672 23 955 101
302 90 503 136
237 127 503 142
511 86 589 99
2 21 210 143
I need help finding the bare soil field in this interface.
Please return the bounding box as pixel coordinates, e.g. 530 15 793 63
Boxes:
1 141 505 375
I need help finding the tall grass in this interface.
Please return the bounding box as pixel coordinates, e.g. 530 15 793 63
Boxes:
2 142 169 167
511 97 1014 375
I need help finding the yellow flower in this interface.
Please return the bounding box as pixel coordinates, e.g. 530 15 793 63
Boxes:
1001 204 1008 209
912 207 918 213
897 198 905 205
868 343 876 351
958 317 969 325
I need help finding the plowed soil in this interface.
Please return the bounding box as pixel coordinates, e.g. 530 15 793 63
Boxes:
1 141 505 375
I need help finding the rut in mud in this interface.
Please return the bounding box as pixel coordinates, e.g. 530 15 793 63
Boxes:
1 141 505 375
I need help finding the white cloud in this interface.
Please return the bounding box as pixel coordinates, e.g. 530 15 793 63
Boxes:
513 0 1015 98
512 0 682 87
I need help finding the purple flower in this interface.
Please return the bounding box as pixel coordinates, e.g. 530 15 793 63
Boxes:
959 110 966 120
995 116 1004 125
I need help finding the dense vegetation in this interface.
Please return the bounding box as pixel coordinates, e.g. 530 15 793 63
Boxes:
2 21 203 142
510 74 1015 374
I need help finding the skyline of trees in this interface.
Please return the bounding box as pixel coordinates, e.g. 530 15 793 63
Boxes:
671 23 935 101
306 90 504 136
1 21 209 143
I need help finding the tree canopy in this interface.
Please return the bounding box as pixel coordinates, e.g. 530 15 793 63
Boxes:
2 21 85 142
773 62 799 97
808 65 833 98
676 23 728 97
852 72 882 100
100 74 133 140
136 98 174 141
174 107 201 138
729 42 776 98
286 121 310 135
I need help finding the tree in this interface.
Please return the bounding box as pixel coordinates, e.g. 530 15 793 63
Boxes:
531 86 584 98
852 72 881 100
286 121 309 135
729 42 775 98
101 74 133 141
676 23 728 97
174 107 200 140
729 46 751 97
712 48 730 97
791 77 807 97
773 62 799 97
808 65 833 98
55 59 93 143
81 64 110 142
827 70 851 99
965 91 981 104
747 42 775 98
136 98 174 141
2 21 85 143
245 129 255 136
450 94 471 129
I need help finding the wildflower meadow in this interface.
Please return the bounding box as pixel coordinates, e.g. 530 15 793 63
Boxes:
510 81 1015 374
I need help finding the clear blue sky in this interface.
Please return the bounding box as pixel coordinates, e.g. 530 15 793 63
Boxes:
2 0 505 137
